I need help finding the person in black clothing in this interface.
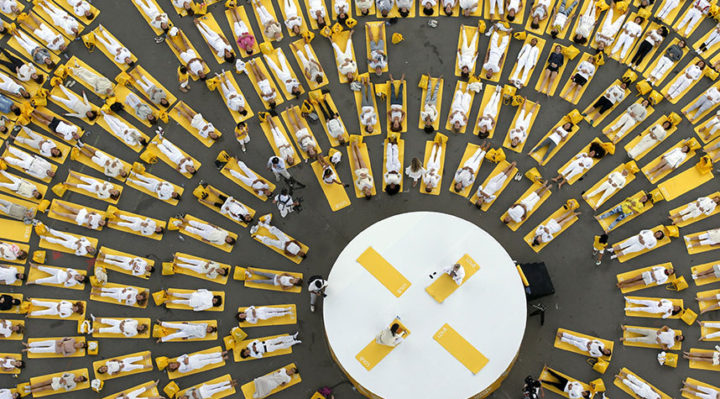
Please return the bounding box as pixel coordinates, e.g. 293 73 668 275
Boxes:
0 294 20 311
538 45 564 96
629 26 667 69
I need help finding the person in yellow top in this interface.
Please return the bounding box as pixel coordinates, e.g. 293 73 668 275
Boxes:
234 122 249 152
177 65 190 93
592 234 608 266
596 195 651 232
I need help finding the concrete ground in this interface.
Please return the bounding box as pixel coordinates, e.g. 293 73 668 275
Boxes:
1 0 719 397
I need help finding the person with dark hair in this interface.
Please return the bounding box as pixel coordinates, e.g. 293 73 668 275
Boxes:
608 229 665 260
557 331 612 357
166 351 228 374
548 0 577 38
551 141 607 188
593 234 608 265
134 0 170 32
237 305 293 323
130 69 170 108
22 337 87 356
630 26 667 69
308 275 327 313
627 121 671 159
179 218 235 246
292 42 325 85
0 319 23 337
610 16 644 60
266 51 301 97
0 170 41 200
350 141 375 199
529 0 551 29
482 27 510 79
420 75 442 133
252 366 299 397
584 81 627 123
666 60 705 100
15 127 62 158
217 72 247 117
0 294 20 311
621 325 683 350
528 122 574 163
194 18 235 63
368 25 387 76
502 183 550 224
167 289 223 311
175 102 219 141
523 376 542 399
573 3 597 44
625 297 682 318
387 74 406 133
318 96 347 144
50 85 96 121
376 322 406 346
457 28 478 79
251 215 306 258
248 59 277 108
537 45 564 96
0 71 30 98
510 38 540 88
95 26 134 66
421 0 437 14
606 99 649 140
167 29 207 80
28 372 86 394
475 161 517 206
539 369 591 399
384 136 402 195
645 145 691 181
676 0 711 36
330 31 357 82
200 185 252 223
156 321 218 343
398 0 413 16
357 0 373 14
155 135 197 175
450 83 474 133
453 141 490 193
240 333 301 359
532 210 580 246
648 40 685 84
595 8 624 51
29 299 84 318
245 267 302 289
430 263 465 285
597 194 651 231
0 47 42 84
13 31 55 69
506 0 524 21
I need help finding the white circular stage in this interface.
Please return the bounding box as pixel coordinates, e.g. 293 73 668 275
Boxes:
324 211 527 399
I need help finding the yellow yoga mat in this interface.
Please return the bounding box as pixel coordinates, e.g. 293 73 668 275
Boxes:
2 145 57 183
281 106 323 158
92 317 151 339
240 363 301 399
539 367 593 398
355 319 410 371
385 79 407 132
657 165 713 201
30 368 90 397
0 319 23 340
420 133 447 195
554 328 613 360
688 348 720 371
692 261 720 286
92 25 138 70
90 282 150 309
682 378 720 399
434 323 488 374
196 13 234 65
240 266 303 293
622 325 682 350
347 139 376 198
124 168 181 206
700 323 720 341
614 226 672 263
352 77 382 136
66 56 115 98
625 296 683 319
27 336 86 358
102 381 160 399
365 22 388 73
582 80 631 126
596 191 652 233
661 57 704 104
330 30 357 83
153 320 218 342
418 76 444 130
237 304 297 327
622 115 673 160
27 264 86 290
454 25 478 77
559 53 596 105
426 254 480 302
529 118 580 165
641 139 697 184
310 157 351 211
234 333 294 362
698 289 720 313
96 112 148 153
383 136 404 192
260 116 300 168
0 219 32 243
523 206 579 252
178 374 235 399
53 0 99 24
357 247 410 297
447 81 475 134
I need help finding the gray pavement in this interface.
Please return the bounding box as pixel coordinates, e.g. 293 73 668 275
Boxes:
1 0 719 397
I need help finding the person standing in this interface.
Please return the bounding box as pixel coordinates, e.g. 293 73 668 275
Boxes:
308 275 327 313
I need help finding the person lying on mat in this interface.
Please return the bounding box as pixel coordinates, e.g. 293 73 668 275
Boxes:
376 323 405 347
252 366 298 398
239 333 301 359
167 29 207 80
22 337 86 356
582 168 630 207
551 142 606 188
453 141 490 192
75 143 128 179
475 161 516 206
250 215 306 258
609 229 664 260
245 267 302 289
0 319 23 338
52 202 106 230
0 265 23 285
625 297 682 319
97 252 154 276
502 182 550 224
0 240 27 261
350 141 374 199
627 121 671 160
457 28 478 79
178 218 234 246
682 379 720 399
540 368 590 399
697 292 720 314
92 316 148 337
686 228 720 249
167 351 228 374
28 372 86 394
178 379 238 399
557 331 612 357
422 142 443 192
166 289 223 312
92 286 148 307
156 321 217 343
228 158 273 197
620 325 683 350
388 74 406 133
27 264 85 287
616 370 662 399
236 305 294 324
31 109 80 142
40 226 96 256
597 194 651 231
199 186 252 224
532 209 580 245
174 102 219 141
683 348 720 364
693 265 720 281
175 256 229 280
384 137 402 195
430 263 465 285
605 99 649 140
617 266 673 290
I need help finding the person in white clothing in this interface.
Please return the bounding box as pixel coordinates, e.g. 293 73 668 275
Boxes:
252 367 298 398
267 52 301 98
666 60 705 100
175 256 228 280
3 146 54 180
40 226 95 256
482 30 510 79
509 102 539 148
245 267 302 289
94 317 147 337
573 2 598 44
648 40 686 84
282 0 303 33
199 185 252 223
51 202 106 230
686 228 720 249
622 325 682 350
670 196 720 224
101 112 146 148
129 70 168 108
133 0 169 32
626 121 671 159
557 331 612 357
121 92 156 124
645 145 690 181
457 28 478 79
0 170 41 200
617 370 662 399
531 209 580 245
92 286 147 307
608 229 665 259
529 0 552 29
420 76 442 133
251 215 306 257
682 380 720 399
331 32 357 82
430 263 466 285
216 73 247 116
112 382 162 399
179 218 235 245
383 136 403 195
0 319 23 338
376 323 406 346
595 8 625 50
0 0 19 16
656 0 679 21
0 265 23 285
95 27 134 66
309 0 327 27
448 83 473 133
252 0 282 40
585 81 627 123
291 42 325 85
22 337 86 356
51 85 96 120
228 159 273 197
502 183 550 224
357 0 374 14
617 266 675 289
475 161 516 205
13 31 55 68
685 87 720 122
422 142 443 192
174 102 219 141
64 172 119 201
700 322 720 340
157 321 216 343
700 24 720 54
551 142 607 188
625 297 682 318
112 213 163 236
350 140 375 198
265 118 296 166
548 0 578 37
487 0 504 17
27 264 84 287
506 0 524 21
168 351 228 374
540 369 590 399
610 16 643 59
335 0 351 22
247 59 277 108
528 122 573 163
193 19 235 63
98 253 153 276
17 13 66 52
237 305 293 324
29 299 83 318
167 289 223 311
459 0 478 16
317 97 347 143
167 32 207 80
0 240 27 261
510 38 540 88
697 292 720 313
0 47 41 84
476 85 503 137
155 134 197 175
629 27 667 69
178 380 238 399
677 0 710 36
28 372 87 395
96 354 151 375
0 72 29 98
240 333 301 359
15 127 61 158
68 0 93 18
452 142 490 192
605 100 649 141
583 168 629 206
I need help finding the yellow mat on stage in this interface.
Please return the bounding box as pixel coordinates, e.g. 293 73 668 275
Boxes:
426 254 480 303
356 319 409 370
434 323 488 374
357 247 411 297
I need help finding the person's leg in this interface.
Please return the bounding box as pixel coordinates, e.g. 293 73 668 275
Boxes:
540 141 558 163
624 327 657 344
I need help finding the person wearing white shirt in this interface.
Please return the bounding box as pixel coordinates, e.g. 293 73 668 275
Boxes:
180 380 238 399
606 100 649 140
583 169 629 206
251 216 306 257
27 372 86 395
701 24 720 55
573 2 597 44
552 142 606 188
29 299 83 318
476 85 502 136
331 34 357 82
487 0 504 17
457 29 478 78
670 196 720 224
2 146 54 180
65 60 113 97
95 27 133 66
240 333 301 359
99 253 153 276
459 0 478 16
506 0 523 21
475 161 517 205
677 0 710 36
247 59 277 107
430 263 466 285
155 135 196 175
237 305 293 324
609 229 664 259
113 214 162 236
0 241 26 262
529 0 552 28
157 321 216 343
625 297 681 319
95 317 147 337
51 85 96 120
180 218 234 246
382 136 403 195
291 42 324 85
420 77 442 133
595 8 625 50
0 72 29 98
0 170 41 200
282 0 303 33
335 0 351 22
0 0 19 15
610 16 644 59
685 87 720 122
616 265 674 290
309 0 327 27
194 19 234 63
376 323 406 346
68 0 93 18
585 82 627 123
557 331 612 357
618 371 662 399
169 351 228 374
510 38 540 88
448 84 473 133
0 48 40 84
134 0 169 31
128 172 178 202
357 78 378 135
422 142 443 192
531 210 579 246
646 145 690 181
51 202 105 230
540 369 590 399
174 103 219 141
252 367 298 398
217 73 246 115
20 13 65 51
318 98 347 143
228 160 273 197
656 0 679 21
167 289 222 312
350 141 374 198
697 292 720 314
15 127 61 158
0 265 22 285
266 52 301 98
0 319 23 338
621 325 682 350
548 0 577 37
627 121 671 159
686 228 720 249
96 354 151 375
27 264 84 287
482 30 509 79
204 188 252 223
630 26 667 69
452 142 489 192
40 226 95 256
64 172 118 200
175 256 228 280
666 60 705 100
357 0 374 14
502 183 550 224
682 380 720 399
93 286 146 307
509 102 539 148
245 267 302 290
528 122 574 163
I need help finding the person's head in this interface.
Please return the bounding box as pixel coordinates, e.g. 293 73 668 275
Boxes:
425 186 433 193
671 306 683 316
10 298 20 306
109 189 121 200
424 4 434 15
531 17 539 29
681 144 690 153
454 120 464 133
460 66 469 79
573 34 587 45
620 81 628 90
660 26 668 37
85 110 97 121
640 98 650 107
511 136 521 148
362 8 369 15
390 323 400 335
399 8 409 17
391 120 401 132
11 323 23 334
676 334 685 342
654 231 665 239
198 71 207 80
562 122 574 131
381 9 389 16
224 50 235 64
74 274 86 282
507 8 516 20
588 142 606 159
236 312 247 322
530 38 538 47
96 365 108 374
551 29 558 39
634 16 644 24
678 40 686 48
287 367 299 376
50 147 62 157
136 292 148 306
661 121 672 130
76 341 88 349
73 301 84 314
212 295 223 307
75 375 88 383
444 4 453 14
385 183 400 195
713 195 720 205
423 124 435 134
454 181 464 192
206 325 218 334
410 157 422 172
240 348 251 358
224 235 235 245
166 361 180 371
581 391 591 399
